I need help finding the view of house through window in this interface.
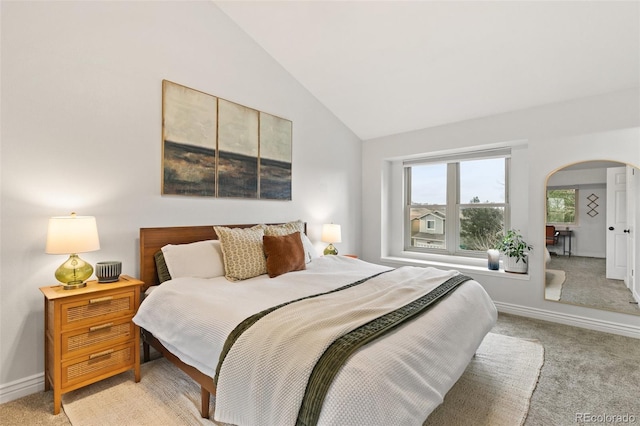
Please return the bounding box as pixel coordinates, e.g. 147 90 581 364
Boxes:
547 188 577 225
406 156 508 255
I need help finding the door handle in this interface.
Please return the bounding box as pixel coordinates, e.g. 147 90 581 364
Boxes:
608 226 614 231
624 229 630 233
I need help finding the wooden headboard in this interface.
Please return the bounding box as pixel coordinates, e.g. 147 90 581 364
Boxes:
139 223 306 290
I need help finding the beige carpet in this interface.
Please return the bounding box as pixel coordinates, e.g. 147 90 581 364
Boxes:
424 333 543 426
545 269 565 301
62 333 543 426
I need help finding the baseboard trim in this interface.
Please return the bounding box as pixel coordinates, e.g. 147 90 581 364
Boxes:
495 301 640 339
0 373 44 404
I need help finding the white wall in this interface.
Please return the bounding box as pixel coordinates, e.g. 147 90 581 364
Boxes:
362 89 640 333
0 1 362 400
571 184 606 258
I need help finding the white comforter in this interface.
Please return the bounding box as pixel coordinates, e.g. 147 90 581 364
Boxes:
133 256 497 425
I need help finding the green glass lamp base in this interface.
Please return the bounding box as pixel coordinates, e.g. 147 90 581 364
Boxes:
55 254 93 290
323 243 338 255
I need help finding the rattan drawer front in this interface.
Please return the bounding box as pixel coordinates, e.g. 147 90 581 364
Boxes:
61 342 135 388
60 290 135 328
62 319 134 358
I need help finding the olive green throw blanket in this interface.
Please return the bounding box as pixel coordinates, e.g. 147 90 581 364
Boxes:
214 270 391 386
213 267 472 426
296 272 471 426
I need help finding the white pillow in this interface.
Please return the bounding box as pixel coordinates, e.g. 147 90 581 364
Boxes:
161 240 225 279
300 233 318 262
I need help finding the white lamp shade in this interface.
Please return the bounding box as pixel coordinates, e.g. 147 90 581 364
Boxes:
45 214 100 254
321 224 342 243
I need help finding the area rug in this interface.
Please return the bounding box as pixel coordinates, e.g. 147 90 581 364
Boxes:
424 333 543 426
545 269 566 301
62 333 544 426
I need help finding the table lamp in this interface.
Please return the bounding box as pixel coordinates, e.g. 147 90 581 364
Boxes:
45 213 100 289
321 223 341 255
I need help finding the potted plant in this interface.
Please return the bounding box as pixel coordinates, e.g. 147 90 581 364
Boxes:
497 229 532 273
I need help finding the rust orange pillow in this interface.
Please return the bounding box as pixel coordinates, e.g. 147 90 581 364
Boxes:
263 232 306 278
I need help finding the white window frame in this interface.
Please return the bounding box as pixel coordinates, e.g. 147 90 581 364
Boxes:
404 149 511 258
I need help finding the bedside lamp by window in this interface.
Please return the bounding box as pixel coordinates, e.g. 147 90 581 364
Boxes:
321 223 341 255
46 213 100 289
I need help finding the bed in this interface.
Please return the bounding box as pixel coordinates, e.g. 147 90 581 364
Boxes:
134 223 497 425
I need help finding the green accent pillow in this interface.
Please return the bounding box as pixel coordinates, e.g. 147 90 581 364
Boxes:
154 250 172 283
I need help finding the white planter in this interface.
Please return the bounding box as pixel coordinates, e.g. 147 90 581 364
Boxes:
504 254 528 274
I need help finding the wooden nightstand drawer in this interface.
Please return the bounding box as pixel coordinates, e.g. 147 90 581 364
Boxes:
41 276 144 414
60 290 136 329
62 318 135 359
61 341 136 388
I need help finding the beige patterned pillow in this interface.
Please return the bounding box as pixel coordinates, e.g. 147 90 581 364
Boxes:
214 226 267 281
264 220 305 236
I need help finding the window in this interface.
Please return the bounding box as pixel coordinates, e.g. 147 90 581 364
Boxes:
405 152 509 256
547 188 577 225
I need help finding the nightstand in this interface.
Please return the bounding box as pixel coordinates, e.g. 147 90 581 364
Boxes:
39 275 143 414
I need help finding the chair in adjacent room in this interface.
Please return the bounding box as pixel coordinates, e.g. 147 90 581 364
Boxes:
546 225 559 246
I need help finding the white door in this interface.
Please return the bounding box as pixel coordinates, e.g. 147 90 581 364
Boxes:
627 166 638 298
606 167 627 280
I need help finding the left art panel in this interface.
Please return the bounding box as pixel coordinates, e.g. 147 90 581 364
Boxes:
162 80 217 197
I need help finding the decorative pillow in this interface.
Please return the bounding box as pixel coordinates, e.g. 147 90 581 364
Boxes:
300 233 318 261
160 240 225 280
154 250 172 283
214 226 267 281
264 220 304 235
264 220 317 262
263 232 306 278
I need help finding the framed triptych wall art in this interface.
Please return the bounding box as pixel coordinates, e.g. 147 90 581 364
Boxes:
259 111 293 200
161 80 292 200
162 81 217 197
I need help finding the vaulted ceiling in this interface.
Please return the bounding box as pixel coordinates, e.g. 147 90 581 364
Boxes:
216 1 639 140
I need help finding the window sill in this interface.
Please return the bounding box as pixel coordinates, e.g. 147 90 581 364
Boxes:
381 253 530 281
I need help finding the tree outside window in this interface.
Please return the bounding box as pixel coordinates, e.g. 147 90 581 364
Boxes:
459 197 504 251
547 189 577 225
